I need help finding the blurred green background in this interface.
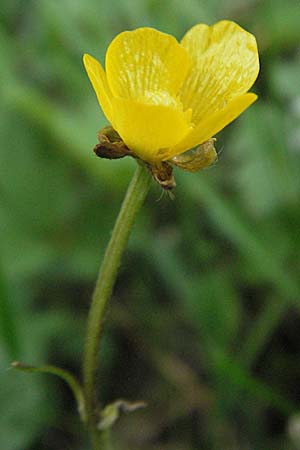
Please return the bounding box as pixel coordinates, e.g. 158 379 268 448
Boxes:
1 0 300 449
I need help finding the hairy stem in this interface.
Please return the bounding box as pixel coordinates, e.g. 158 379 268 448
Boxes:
82 163 151 448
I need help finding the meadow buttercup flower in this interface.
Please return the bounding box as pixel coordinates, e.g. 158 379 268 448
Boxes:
84 20 259 188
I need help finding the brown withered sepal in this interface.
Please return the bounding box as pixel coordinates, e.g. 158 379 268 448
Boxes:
94 126 132 159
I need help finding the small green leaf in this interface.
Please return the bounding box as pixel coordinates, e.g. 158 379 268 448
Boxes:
97 399 146 431
11 361 86 422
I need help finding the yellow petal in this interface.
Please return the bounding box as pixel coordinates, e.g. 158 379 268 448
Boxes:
105 27 190 103
111 97 192 162
161 93 257 160
180 20 259 124
83 53 114 124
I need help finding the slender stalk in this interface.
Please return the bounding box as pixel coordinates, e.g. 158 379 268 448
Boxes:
82 163 151 447
90 429 112 450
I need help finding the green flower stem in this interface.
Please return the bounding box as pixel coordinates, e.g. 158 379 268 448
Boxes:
82 162 151 448
91 429 112 450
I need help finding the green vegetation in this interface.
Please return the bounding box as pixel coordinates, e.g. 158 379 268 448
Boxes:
1 0 300 449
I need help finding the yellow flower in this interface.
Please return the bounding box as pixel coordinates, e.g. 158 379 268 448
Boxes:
83 20 259 164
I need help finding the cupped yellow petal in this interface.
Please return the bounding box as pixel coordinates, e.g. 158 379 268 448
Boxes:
179 20 259 124
160 93 257 160
83 53 114 124
105 27 190 102
111 97 192 162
